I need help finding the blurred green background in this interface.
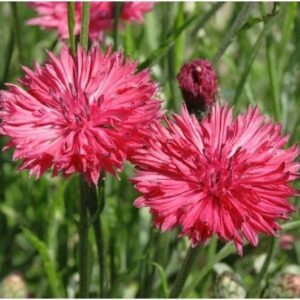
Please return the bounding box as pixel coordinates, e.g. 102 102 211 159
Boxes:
0 2 299 298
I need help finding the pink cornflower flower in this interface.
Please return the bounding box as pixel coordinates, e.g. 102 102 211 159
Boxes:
121 2 154 23
27 2 154 42
0 46 161 184
131 104 299 255
177 59 218 113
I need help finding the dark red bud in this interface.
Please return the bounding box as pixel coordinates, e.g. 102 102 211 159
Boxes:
177 59 218 113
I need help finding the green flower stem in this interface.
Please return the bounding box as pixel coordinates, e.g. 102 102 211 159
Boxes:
138 2 223 71
113 2 123 51
0 25 14 89
86 180 106 298
79 178 90 297
247 236 277 298
213 2 255 66
10 2 25 64
67 2 76 55
80 2 91 50
169 245 200 298
232 16 275 105
183 220 299 295
185 242 235 294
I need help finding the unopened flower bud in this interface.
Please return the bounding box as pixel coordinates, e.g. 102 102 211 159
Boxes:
266 273 300 298
215 271 246 298
0 273 28 298
279 234 295 250
177 59 218 114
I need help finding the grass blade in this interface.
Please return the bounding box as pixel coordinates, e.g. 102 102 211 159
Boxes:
22 227 65 297
232 16 276 105
213 2 255 66
148 261 169 298
174 2 185 73
138 2 223 71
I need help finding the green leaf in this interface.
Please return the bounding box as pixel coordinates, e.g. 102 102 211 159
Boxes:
282 220 300 232
240 4 280 32
148 261 169 298
22 227 65 297
138 2 223 71
232 17 275 106
174 2 185 73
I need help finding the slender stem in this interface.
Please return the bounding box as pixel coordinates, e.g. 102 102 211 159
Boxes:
113 2 123 51
10 2 25 64
232 17 274 105
247 237 277 298
184 221 299 295
169 245 200 298
138 2 224 71
68 2 76 55
137 225 154 297
213 3 255 66
0 25 14 88
80 2 91 50
86 180 106 298
79 178 90 297
185 242 235 293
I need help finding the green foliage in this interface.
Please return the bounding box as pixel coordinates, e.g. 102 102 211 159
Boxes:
0 2 299 298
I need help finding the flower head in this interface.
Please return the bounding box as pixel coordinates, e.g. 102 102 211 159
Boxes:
27 2 154 42
131 104 299 254
121 2 154 23
0 45 161 184
177 59 218 113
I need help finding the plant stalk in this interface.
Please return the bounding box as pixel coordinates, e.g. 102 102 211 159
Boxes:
80 2 91 50
10 2 25 64
169 245 200 298
67 2 76 55
113 2 123 51
86 180 106 298
79 178 90 297
247 237 277 298
213 2 255 66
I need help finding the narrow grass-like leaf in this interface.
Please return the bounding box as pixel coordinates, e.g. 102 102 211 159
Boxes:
46 181 67 262
277 3 297 86
232 17 275 105
174 2 185 73
138 2 223 71
185 217 299 296
213 2 255 66
282 220 300 231
124 24 135 57
248 237 277 298
144 8 159 52
184 242 235 295
148 261 169 298
259 3 280 120
22 227 65 297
